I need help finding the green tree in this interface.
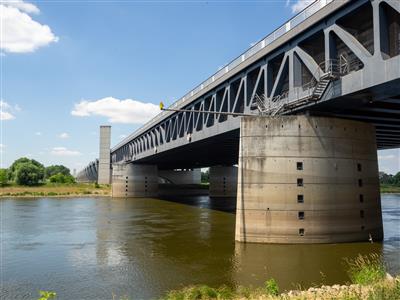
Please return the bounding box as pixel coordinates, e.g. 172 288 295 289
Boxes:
201 169 209 184
49 173 75 184
0 168 8 186
15 162 45 186
393 172 400 185
45 165 71 178
8 157 44 182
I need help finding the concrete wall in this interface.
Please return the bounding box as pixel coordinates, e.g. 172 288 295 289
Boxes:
98 126 111 184
112 163 158 198
236 116 383 244
159 169 201 185
209 166 238 197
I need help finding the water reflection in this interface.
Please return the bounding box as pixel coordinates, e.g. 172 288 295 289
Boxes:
0 194 399 300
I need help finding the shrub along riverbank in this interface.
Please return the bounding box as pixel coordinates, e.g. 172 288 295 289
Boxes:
380 184 400 193
161 254 399 300
0 182 110 197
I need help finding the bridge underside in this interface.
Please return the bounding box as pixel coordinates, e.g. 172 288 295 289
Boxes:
304 79 400 150
133 130 240 170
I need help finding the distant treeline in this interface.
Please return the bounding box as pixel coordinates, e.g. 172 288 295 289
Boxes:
379 171 400 185
0 157 75 186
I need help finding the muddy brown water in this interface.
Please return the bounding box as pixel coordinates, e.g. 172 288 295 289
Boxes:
1 194 399 299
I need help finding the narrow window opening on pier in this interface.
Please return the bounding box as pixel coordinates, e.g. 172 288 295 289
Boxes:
298 194 304 203
297 178 303 186
357 163 362 172
358 179 363 187
126 176 128 179
360 194 364 203
297 162 303 170
299 228 305 236
360 210 364 218
298 211 305 220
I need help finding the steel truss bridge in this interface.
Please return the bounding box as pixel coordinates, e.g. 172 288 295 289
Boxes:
78 0 400 179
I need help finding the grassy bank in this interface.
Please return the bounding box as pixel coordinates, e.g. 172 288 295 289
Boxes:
380 184 400 193
162 254 399 300
0 182 110 197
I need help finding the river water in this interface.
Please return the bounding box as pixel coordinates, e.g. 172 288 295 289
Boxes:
0 194 399 299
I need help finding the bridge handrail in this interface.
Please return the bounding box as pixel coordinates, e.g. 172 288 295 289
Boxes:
112 0 336 152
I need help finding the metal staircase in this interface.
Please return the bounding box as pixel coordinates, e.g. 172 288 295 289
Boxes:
252 59 340 116
310 74 331 100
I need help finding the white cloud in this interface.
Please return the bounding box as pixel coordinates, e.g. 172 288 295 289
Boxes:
50 147 81 157
0 111 15 120
290 0 315 13
0 144 5 153
1 0 39 14
35 131 42 136
58 132 69 139
119 134 127 139
71 96 159 124
0 1 58 53
0 100 16 120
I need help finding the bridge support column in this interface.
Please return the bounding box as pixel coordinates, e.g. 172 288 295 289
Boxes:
112 163 158 198
235 116 383 243
209 166 238 197
98 125 111 184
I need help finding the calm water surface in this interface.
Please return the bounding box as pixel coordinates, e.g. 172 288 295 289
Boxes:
1 194 399 299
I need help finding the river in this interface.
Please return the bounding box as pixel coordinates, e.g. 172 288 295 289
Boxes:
1 194 399 299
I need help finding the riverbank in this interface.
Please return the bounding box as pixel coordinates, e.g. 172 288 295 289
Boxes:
380 184 400 193
0 183 110 197
162 276 399 300
162 254 399 300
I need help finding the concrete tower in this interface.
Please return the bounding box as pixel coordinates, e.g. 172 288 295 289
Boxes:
98 125 111 184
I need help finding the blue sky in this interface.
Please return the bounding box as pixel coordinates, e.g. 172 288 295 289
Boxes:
1 0 399 175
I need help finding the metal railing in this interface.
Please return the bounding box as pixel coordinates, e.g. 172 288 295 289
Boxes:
112 0 337 151
302 58 340 91
254 59 341 115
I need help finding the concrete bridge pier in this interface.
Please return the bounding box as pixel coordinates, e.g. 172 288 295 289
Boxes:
235 116 383 244
209 166 238 197
112 163 158 197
